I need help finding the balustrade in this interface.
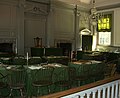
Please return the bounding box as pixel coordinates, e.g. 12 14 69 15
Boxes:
40 75 120 98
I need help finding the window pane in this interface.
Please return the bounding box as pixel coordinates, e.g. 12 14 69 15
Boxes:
97 14 112 32
98 32 111 45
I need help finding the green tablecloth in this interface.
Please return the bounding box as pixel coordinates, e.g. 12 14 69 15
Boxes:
0 64 68 97
68 61 105 85
0 57 42 65
31 47 63 57
43 56 69 65
0 66 10 97
26 64 68 96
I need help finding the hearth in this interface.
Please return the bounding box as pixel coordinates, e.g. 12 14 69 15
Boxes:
0 43 13 53
0 38 17 54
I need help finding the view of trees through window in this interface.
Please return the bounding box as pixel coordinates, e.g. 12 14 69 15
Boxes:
97 13 112 45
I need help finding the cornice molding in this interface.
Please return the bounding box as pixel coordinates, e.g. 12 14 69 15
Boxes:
97 3 120 11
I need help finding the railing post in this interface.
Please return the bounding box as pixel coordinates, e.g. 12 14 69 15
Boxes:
92 90 97 98
115 82 118 98
80 93 85 98
111 84 115 98
102 87 106 98
107 85 110 98
41 76 120 98
86 92 91 98
119 80 120 98
98 88 102 98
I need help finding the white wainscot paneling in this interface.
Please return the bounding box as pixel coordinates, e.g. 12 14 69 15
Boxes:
114 8 120 46
0 4 17 29
24 18 46 52
0 30 16 38
52 8 75 45
53 8 74 39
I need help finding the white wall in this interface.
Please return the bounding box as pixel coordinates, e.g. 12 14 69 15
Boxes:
0 0 19 53
48 1 90 51
113 8 120 46
97 7 120 47
0 0 91 55
1 0 120 55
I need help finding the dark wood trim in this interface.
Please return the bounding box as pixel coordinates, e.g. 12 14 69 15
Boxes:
40 74 120 98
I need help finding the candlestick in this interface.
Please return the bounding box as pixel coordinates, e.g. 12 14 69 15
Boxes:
15 47 17 54
26 52 29 66
27 52 29 61
44 47 45 56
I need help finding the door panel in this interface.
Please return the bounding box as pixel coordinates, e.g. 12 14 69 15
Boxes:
82 35 93 51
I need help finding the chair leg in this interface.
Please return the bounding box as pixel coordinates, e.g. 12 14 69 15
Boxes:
37 86 40 97
47 86 51 94
9 89 13 97
20 88 24 97
77 81 81 86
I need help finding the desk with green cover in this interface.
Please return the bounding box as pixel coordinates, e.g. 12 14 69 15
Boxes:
0 63 69 97
31 47 63 57
31 47 44 57
0 56 42 65
43 56 69 65
68 60 105 85
0 65 10 97
26 63 68 96
77 51 104 61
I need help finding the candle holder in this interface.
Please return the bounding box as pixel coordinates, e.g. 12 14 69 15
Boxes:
26 52 29 67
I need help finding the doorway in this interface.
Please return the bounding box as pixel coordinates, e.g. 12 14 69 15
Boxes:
82 35 93 51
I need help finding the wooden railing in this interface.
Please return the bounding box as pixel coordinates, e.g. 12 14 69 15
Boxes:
40 74 120 98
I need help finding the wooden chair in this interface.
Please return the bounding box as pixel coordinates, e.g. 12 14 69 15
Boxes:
0 73 8 97
74 64 90 86
104 59 118 78
104 63 116 77
54 67 76 92
32 66 54 97
89 63 105 82
7 67 27 97
11 56 26 65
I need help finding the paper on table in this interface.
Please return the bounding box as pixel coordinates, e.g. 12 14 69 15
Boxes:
73 61 91 65
1 58 10 60
6 66 12 69
6 66 15 69
90 60 101 64
28 66 42 70
54 64 61 67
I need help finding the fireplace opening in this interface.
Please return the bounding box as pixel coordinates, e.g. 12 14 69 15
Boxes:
0 43 13 53
57 43 72 57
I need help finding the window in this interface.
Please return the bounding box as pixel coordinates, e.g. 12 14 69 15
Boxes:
98 32 111 45
97 13 112 45
97 14 112 32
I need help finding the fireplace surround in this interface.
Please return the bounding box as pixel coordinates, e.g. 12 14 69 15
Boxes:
0 38 17 54
0 43 13 53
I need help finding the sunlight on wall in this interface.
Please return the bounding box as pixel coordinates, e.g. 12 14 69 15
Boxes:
92 34 97 51
80 0 91 4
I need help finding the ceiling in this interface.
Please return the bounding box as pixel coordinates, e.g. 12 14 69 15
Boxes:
27 0 120 10
57 0 120 8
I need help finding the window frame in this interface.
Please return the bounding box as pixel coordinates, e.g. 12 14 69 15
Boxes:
97 11 113 46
